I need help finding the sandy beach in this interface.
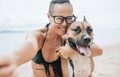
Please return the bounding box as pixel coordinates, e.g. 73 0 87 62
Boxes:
14 43 120 77
93 43 120 77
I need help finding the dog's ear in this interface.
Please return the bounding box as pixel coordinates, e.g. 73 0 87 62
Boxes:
83 16 87 22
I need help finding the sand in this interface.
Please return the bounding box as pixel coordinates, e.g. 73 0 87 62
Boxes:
14 43 120 77
93 43 120 77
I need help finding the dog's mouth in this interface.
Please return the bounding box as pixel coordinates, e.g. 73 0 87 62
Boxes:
68 37 91 57
76 46 91 57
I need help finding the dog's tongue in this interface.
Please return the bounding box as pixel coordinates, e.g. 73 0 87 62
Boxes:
78 46 91 56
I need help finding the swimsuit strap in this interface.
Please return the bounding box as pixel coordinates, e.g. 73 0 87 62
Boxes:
41 23 51 77
69 58 75 77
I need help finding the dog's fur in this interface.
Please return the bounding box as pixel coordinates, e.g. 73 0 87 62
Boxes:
61 17 94 77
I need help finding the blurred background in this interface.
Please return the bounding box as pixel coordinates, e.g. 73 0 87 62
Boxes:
0 0 120 54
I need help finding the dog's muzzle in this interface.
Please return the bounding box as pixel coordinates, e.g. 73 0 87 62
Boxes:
68 36 92 56
76 35 91 46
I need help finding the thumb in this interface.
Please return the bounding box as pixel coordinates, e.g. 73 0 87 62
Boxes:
56 48 61 56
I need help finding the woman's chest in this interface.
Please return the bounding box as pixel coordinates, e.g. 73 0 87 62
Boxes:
41 39 62 61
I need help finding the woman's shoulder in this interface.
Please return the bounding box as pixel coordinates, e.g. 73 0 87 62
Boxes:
26 28 47 40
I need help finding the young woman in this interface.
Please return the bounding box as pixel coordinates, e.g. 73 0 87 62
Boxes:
32 0 75 77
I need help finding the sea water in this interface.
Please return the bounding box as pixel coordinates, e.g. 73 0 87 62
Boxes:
0 26 120 54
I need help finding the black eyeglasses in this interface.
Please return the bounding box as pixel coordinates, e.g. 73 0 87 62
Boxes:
51 15 76 24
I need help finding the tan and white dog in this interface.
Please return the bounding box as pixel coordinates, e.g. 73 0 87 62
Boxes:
61 17 94 77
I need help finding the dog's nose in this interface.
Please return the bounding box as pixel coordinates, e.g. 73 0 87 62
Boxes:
83 37 91 44
76 35 91 46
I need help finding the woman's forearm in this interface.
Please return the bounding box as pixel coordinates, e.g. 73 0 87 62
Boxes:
13 39 39 66
90 44 103 57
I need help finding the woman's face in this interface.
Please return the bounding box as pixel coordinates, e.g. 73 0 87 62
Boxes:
48 3 74 36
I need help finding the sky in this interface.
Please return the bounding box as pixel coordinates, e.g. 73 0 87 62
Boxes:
0 0 120 30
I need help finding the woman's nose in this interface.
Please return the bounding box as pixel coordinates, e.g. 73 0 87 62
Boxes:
62 19 67 26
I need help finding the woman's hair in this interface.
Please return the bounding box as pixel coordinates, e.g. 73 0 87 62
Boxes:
48 0 72 15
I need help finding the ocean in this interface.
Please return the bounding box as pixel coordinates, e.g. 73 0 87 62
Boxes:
0 26 120 54
94 27 120 46
0 32 27 54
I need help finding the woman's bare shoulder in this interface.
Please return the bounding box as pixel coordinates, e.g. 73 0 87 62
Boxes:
26 28 47 40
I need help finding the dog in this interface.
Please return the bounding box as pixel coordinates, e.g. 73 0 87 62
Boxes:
61 17 94 77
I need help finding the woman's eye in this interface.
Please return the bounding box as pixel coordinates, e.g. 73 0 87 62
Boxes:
72 26 81 34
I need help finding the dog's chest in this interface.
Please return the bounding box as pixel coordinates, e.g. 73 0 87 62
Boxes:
68 54 91 77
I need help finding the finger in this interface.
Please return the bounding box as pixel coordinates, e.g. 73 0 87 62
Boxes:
0 57 12 67
56 49 61 57
60 54 67 59
0 65 16 77
56 47 61 53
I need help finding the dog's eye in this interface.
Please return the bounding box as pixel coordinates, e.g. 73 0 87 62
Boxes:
87 26 93 34
72 26 81 34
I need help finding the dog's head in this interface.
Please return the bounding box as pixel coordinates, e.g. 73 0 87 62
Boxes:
65 16 93 56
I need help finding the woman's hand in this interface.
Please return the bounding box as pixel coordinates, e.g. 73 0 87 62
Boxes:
0 55 16 77
57 46 76 59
